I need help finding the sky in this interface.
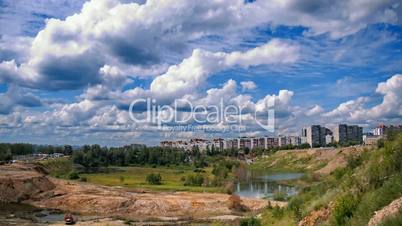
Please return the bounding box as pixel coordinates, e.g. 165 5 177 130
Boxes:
0 0 402 146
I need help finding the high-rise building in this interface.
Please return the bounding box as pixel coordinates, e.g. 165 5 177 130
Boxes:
333 124 363 144
302 125 330 147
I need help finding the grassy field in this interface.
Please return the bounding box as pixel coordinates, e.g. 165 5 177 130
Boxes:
80 166 224 193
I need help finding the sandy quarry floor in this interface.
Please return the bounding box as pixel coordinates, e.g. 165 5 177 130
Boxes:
0 163 284 224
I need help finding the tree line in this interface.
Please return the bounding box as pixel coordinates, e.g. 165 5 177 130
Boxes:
71 144 189 168
0 143 73 162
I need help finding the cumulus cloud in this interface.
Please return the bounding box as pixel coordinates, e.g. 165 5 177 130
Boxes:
322 74 402 122
323 97 368 119
2 0 399 91
356 74 402 119
150 39 299 100
240 81 257 91
305 105 324 116
0 86 42 114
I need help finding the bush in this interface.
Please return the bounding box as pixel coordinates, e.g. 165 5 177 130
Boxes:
146 173 162 185
332 194 357 226
183 174 204 186
332 167 348 180
240 217 261 226
288 196 303 220
79 177 87 182
68 171 80 180
346 154 363 170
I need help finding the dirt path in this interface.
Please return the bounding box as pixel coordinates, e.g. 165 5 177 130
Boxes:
0 163 283 223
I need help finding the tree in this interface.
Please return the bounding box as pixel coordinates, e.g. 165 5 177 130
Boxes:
0 145 12 162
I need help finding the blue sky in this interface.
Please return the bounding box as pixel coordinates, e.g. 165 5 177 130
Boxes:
0 0 402 146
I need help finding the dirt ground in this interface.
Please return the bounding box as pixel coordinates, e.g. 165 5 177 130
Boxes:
0 163 284 223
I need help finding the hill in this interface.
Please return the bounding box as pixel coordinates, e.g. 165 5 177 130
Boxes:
255 133 402 226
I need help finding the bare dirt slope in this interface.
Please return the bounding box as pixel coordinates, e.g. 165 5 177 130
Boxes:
0 163 55 203
0 163 281 222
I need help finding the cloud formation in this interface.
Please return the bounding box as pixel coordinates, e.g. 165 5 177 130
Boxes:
150 39 299 100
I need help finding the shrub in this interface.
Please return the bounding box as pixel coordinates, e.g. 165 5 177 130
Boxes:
240 217 261 226
288 196 303 220
332 194 357 226
183 174 204 186
146 173 162 185
79 177 87 182
332 167 348 180
346 154 363 170
68 171 80 180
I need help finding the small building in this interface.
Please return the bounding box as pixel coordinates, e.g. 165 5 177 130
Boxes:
363 135 382 146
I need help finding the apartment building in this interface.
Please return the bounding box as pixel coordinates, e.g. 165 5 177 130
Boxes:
301 125 331 147
289 136 301 146
333 124 363 144
212 138 225 150
266 137 279 149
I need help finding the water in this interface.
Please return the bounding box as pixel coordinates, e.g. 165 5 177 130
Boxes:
234 168 304 199
0 203 66 225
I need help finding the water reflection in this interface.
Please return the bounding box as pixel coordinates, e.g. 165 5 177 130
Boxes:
234 169 304 199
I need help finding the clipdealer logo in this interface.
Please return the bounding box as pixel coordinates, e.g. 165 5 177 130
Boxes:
129 97 275 132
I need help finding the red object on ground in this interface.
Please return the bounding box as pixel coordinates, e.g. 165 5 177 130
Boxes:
64 213 75 225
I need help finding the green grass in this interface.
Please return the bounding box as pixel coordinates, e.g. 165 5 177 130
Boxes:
260 207 297 226
80 166 223 193
249 150 323 173
39 157 73 178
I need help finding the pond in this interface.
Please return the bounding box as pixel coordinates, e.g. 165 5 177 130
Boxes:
234 168 304 199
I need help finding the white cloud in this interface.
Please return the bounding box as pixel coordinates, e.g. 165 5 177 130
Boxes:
2 0 399 91
323 97 368 119
240 81 257 91
0 85 42 114
305 105 324 116
150 39 299 100
357 74 402 119
322 74 402 123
